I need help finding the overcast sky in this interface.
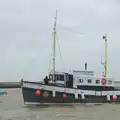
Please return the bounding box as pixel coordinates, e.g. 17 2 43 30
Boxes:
0 0 120 81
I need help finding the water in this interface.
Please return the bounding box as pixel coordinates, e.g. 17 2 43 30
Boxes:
0 89 120 120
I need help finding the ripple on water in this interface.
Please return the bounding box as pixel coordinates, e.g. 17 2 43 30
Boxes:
0 89 120 120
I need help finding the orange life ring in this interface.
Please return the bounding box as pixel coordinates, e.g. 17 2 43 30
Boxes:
101 78 107 85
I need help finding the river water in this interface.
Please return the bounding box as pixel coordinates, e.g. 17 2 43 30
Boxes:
0 89 120 120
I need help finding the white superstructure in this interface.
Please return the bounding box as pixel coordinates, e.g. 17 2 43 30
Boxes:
73 70 114 88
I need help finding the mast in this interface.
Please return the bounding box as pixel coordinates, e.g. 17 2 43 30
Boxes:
52 10 57 82
102 34 107 77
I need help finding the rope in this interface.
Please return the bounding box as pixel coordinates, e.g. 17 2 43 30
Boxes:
57 23 85 37
56 33 68 71
48 32 54 73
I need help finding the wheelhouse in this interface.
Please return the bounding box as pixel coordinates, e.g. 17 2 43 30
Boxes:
48 71 73 88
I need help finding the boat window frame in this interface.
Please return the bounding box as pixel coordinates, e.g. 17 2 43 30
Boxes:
87 79 92 84
96 80 100 84
108 80 112 84
49 74 64 81
79 79 84 83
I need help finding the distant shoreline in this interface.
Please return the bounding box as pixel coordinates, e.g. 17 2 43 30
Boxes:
0 80 119 88
0 82 21 88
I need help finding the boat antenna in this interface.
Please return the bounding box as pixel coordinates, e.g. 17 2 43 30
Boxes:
52 10 57 82
102 34 107 77
85 62 87 71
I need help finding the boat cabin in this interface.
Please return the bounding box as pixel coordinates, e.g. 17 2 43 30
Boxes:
48 71 73 88
44 70 115 91
73 70 114 91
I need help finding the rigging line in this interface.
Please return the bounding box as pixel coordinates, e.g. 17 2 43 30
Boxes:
57 23 85 37
48 32 54 73
56 33 67 71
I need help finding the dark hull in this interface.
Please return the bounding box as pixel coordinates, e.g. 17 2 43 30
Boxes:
21 86 120 105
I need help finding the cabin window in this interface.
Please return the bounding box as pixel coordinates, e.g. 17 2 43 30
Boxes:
55 75 59 80
87 79 92 83
59 75 64 81
96 80 100 84
49 74 64 81
108 80 112 84
49 75 53 80
55 74 64 81
79 79 83 83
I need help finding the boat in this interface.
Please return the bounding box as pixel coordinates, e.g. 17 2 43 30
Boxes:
0 88 7 95
21 11 120 105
